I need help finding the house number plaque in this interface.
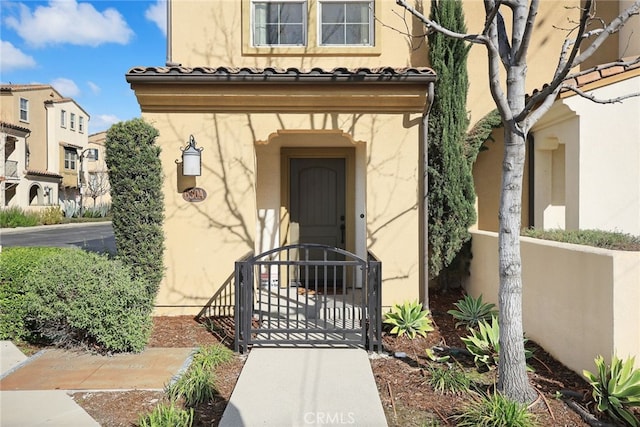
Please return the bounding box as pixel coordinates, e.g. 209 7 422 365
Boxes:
182 187 207 202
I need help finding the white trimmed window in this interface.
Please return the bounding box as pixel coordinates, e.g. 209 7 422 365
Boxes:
252 1 306 46
70 113 76 130
64 147 77 170
79 116 84 133
319 1 373 46
61 110 67 128
19 98 29 122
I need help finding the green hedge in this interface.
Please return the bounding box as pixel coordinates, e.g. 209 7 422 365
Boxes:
20 248 152 352
521 228 640 251
106 119 164 298
0 247 64 340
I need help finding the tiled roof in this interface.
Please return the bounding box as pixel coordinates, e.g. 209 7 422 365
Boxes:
126 66 436 83
530 57 640 99
0 121 30 134
562 57 640 90
0 84 52 92
25 169 63 179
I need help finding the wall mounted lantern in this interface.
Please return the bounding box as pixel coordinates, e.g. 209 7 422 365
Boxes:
180 135 203 176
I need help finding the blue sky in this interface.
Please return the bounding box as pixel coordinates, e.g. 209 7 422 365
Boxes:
1 0 167 134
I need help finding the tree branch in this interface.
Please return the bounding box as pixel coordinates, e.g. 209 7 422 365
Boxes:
518 0 594 120
514 0 540 65
574 0 640 66
560 84 640 103
395 0 482 43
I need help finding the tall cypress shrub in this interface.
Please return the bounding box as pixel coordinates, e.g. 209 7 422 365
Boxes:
427 0 476 282
105 119 164 298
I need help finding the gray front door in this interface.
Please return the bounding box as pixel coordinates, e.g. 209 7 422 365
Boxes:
290 158 346 287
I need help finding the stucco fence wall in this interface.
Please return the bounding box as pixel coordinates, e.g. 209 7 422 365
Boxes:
467 230 640 375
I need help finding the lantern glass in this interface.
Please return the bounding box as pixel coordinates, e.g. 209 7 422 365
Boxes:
181 136 202 176
182 150 201 176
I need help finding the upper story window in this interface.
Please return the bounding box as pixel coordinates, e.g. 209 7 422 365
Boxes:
70 113 76 130
253 1 306 46
79 116 84 133
61 110 67 128
64 147 77 170
319 1 373 46
19 98 29 122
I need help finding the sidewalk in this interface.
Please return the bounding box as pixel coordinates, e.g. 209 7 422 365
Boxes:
220 347 388 427
0 341 194 426
1 341 388 426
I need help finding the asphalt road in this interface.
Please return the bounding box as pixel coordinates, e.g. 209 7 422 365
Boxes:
0 222 116 255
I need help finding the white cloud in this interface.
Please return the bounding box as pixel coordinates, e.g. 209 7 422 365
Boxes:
145 0 167 36
51 78 80 97
90 114 120 133
87 81 101 95
5 1 134 48
0 40 36 72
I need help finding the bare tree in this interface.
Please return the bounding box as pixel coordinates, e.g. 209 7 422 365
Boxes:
84 170 110 209
396 0 640 403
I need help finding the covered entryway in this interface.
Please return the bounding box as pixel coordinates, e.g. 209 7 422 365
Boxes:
126 66 436 315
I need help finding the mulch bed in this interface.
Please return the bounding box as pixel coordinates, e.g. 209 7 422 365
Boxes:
70 287 627 426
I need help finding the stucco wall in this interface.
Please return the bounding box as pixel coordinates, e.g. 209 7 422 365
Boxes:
143 111 421 314
468 230 640 375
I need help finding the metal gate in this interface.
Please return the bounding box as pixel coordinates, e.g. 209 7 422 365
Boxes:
234 244 381 353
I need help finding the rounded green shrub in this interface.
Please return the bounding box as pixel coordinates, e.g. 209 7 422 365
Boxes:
24 249 153 352
0 247 63 340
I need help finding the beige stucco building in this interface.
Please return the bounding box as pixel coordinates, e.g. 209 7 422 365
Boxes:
125 0 632 316
0 85 90 209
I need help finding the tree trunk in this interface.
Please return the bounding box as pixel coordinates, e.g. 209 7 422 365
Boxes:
497 65 537 403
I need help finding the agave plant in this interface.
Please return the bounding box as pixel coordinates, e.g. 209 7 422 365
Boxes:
461 316 533 371
447 294 498 329
383 300 434 339
583 355 640 427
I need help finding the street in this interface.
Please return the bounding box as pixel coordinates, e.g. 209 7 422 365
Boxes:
0 222 116 255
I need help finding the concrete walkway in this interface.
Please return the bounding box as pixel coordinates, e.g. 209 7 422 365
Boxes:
0 341 100 426
1 341 387 426
0 341 193 426
220 347 388 427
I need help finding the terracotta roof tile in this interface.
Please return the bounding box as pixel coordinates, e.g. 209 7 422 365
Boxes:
0 121 30 134
575 70 602 86
25 169 63 179
126 66 436 83
0 84 52 92
529 56 640 100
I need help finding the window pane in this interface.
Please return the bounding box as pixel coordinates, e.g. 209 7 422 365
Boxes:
322 24 344 44
346 3 369 22
254 1 305 46
346 24 368 44
320 1 372 46
322 3 344 24
280 3 302 23
281 24 303 44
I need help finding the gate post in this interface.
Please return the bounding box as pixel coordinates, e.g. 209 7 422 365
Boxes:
367 256 382 352
234 260 253 353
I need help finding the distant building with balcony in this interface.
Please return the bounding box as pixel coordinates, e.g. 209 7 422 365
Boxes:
0 84 90 210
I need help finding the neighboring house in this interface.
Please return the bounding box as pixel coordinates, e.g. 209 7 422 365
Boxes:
84 131 111 209
0 85 91 209
473 65 640 236
125 0 606 315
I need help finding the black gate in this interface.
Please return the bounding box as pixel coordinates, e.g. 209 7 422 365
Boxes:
234 244 382 353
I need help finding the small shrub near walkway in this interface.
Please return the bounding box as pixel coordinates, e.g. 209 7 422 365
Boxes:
0 247 153 352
